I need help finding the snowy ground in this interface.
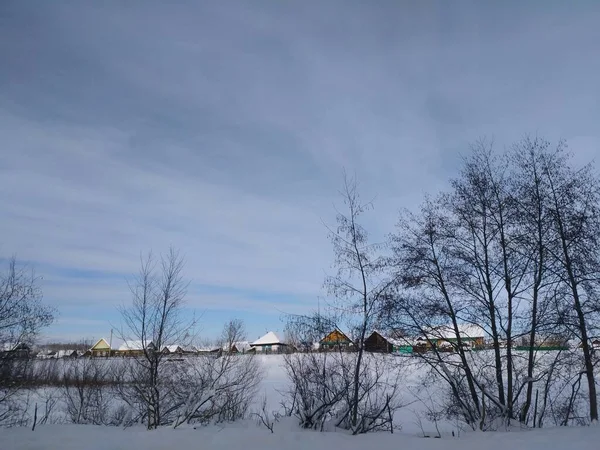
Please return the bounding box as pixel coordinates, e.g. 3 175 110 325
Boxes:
2 354 598 449
2 420 599 450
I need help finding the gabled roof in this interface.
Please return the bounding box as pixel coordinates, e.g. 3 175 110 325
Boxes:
90 338 110 351
369 330 410 347
320 329 352 344
251 331 284 346
162 345 183 353
224 341 251 352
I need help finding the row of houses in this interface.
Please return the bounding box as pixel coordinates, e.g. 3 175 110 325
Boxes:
87 337 258 357
2 325 588 360
315 325 487 355
303 325 579 355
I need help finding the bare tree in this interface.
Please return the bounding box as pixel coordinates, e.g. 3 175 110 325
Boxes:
324 172 395 430
0 256 54 347
0 256 54 425
62 358 112 425
539 143 600 422
117 248 196 429
387 137 600 429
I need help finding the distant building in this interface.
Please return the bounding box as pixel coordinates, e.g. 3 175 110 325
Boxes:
423 324 486 350
224 341 251 354
1 342 31 359
161 345 185 355
250 331 287 354
90 338 112 357
55 349 78 358
319 329 354 352
195 346 221 355
116 340 155 357
364 331 413 354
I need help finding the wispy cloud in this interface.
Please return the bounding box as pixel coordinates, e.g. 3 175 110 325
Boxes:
1 1 599 340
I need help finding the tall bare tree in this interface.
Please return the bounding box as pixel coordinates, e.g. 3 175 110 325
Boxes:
324 172 395 431
117 248 195 429
540 143 600 422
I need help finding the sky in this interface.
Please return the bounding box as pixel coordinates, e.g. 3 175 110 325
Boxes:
1 1 599 344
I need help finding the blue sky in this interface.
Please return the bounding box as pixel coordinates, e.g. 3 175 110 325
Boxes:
1 1 599 343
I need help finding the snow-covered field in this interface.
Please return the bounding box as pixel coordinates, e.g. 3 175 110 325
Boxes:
2 419 599 450
1 354 598 449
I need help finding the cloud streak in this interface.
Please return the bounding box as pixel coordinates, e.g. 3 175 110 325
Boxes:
1 1 599 340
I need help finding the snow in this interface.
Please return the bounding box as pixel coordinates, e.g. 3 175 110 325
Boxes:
425 324 485 340
162 345 182 353
1 421 598 450
3 354 598 449
118 340 152 351
228 341 251 352
251 331 284 346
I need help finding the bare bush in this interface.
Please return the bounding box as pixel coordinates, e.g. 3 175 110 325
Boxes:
171 320 262 427
252 395 277 433
62 358 112 425
283 349 402 434
283 351 349 431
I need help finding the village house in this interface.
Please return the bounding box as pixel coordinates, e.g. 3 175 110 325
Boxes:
423 324 486 351
364 331 413 354
89 338 112 357
517 335 569 351
161 345 185 355
116 340 155 357
0 342 31 359
223 341 251 354
55 349 79 358
250 331 287 354
319 329 354 352
195 345 221 355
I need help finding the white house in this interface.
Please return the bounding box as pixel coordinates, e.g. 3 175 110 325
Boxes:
250 331 287 353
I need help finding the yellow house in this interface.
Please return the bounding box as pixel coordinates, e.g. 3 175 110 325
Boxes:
90 338 111 357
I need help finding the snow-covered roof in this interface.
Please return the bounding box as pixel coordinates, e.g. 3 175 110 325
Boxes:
55 349 76 358
194 345 220 352
1 342 31 353
425 324 485 340
226 341 251 352
118 340 154 351
251 331 284 346
162 345 183 353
